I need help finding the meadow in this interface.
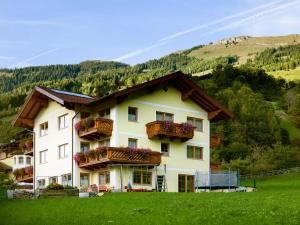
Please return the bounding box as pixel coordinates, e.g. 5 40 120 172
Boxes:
0 173 299 225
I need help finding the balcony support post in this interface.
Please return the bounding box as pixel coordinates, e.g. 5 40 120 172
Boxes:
120 164 123 192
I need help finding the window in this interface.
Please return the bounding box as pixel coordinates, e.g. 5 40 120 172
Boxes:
26 157 31 165
187 146 203 160
18 156 24 164
58 143 68 159
128 107 138 122
133 171 152 185
161 143 170 156
187 117 203 132
62 174 72 187
80 142 90 153
99 108 110 119
40 122 48 137
156 111 174 122
38 179 45 188
58 114 68 130
99 139 110 147
99 171 110 185
49 176 57 184
80 173 89 187
39 150 48 164
128 138 137 148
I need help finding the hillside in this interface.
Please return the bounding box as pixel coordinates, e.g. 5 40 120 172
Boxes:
0 34 300 175
188 34 300 65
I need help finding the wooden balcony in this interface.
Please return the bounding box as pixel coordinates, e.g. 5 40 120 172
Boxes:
75 147 161 170
76 118 113 141
146 121 194 142
13 166 33 183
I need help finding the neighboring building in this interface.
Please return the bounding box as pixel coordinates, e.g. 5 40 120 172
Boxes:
0 130 33 182
10 71 232 192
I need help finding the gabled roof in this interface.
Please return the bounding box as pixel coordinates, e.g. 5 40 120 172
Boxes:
88 71 234 121
13 71 233 128
13 86 98 128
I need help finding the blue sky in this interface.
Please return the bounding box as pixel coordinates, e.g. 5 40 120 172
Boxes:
1 0 300 68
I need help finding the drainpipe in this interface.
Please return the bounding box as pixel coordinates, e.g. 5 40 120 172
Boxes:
72 111 80 187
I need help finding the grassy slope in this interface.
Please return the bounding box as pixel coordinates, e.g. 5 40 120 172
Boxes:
0 173 299 225
269 66 300 80
189 34 300 65
276 110 300 141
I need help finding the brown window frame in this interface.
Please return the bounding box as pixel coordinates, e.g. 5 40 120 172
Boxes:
128 107 138 122
187 145 203 160
99 171 110 185
161 142 170 156
133 170 152 185
156 111 174 122
187 117 203 132
128 138 138 149
39 122 48 137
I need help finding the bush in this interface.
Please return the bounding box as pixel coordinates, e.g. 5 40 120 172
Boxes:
46 183 64 190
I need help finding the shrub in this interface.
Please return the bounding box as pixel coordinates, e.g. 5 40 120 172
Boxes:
46 183 64 190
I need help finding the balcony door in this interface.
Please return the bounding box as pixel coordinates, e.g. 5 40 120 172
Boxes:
178 174 194 192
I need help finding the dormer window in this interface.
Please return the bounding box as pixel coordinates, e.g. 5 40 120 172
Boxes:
40 122 48 137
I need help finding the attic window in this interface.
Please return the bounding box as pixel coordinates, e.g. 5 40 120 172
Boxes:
40 122 48 137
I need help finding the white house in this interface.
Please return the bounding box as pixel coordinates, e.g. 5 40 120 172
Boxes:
12 71 233 192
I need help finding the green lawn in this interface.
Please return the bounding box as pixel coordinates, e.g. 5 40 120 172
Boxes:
1 173 300 225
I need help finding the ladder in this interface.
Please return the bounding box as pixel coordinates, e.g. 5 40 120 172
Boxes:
156 164 168 192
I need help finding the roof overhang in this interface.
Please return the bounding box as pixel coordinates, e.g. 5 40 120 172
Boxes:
88 71 234 121
13 71 233 128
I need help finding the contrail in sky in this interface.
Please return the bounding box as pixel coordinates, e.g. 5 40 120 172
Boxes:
113 0 300 62
10 48 60 68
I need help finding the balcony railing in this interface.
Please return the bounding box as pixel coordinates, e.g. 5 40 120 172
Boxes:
146 121 195 142
75 117 113 140
74 147 161 170
13 166 33 182
0 139 33 159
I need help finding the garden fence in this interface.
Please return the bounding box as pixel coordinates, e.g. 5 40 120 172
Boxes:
240 167 300 179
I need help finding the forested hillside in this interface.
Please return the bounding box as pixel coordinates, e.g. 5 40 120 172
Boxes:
1 35 300 174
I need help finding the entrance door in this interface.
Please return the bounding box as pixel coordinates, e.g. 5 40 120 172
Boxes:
178 174 194 192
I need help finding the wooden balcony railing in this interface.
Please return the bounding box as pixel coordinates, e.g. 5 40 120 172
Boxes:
75 117 113 140
0 139 33 158
13 166 33 182
74 147 161 170
146 121 194 142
